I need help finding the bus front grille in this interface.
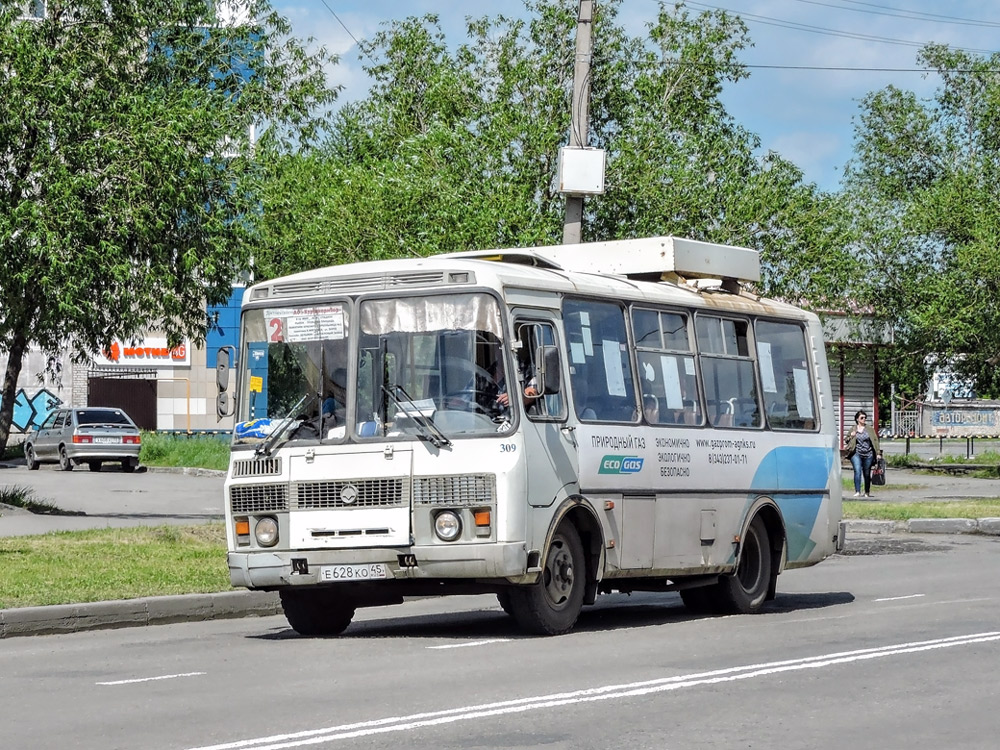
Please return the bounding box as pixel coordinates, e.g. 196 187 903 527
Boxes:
230 483 289 513
232 457 282 478
293 478 407 509
413 474 496 506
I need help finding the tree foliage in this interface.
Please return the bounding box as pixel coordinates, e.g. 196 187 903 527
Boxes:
844 44 1000 398
0 0 337 450
253 0 849 307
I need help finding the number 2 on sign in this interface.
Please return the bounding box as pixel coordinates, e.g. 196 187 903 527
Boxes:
268 318 284 342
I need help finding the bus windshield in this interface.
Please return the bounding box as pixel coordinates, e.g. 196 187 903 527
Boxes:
234 302 351 446
357 293 514 440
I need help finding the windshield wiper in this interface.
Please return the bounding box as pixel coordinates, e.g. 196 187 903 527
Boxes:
255 393 316 458
381 385 452 449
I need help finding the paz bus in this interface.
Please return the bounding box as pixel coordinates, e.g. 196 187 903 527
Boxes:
218 236 842 636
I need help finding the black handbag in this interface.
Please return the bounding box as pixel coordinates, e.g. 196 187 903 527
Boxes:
870 457 886 486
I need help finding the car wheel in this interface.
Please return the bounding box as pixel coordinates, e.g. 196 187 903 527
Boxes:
122 458 138 473
58 445 74 471
25 445 40 471
88 461 102 472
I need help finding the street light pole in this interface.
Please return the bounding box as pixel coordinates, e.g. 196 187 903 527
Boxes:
562 0 593 245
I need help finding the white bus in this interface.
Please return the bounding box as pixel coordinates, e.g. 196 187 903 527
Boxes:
219 236 842 636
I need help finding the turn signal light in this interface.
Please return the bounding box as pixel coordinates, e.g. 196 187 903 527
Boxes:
235 518 250 536
474 510 491 527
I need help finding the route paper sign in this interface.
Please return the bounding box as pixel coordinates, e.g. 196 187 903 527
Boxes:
264 306 345 343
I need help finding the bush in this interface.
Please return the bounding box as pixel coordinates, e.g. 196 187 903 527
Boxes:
139 432 230 471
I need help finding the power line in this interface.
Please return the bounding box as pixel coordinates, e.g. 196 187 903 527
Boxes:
830 0 1000 27
317 0 371 62
682 0 998 55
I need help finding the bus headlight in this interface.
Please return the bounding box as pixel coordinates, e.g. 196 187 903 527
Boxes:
255 517 279 547
433 511 462 542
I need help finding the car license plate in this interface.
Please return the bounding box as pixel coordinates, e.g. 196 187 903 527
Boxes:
93 437 120 444
319 563 390 582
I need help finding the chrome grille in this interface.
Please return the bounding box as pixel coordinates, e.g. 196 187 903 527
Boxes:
413 474 496 506
230 483 288 514
293 478 407 509
232 457 282 478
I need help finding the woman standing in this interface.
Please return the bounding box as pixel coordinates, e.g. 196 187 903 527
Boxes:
845 409 880 497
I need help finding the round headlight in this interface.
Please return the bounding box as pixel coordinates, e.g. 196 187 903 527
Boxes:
255 517 279 547
434 511 462 542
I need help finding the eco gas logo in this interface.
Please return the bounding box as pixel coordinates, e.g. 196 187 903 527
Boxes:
599 455 644 474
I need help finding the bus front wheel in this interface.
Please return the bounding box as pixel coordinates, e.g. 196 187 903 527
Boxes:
508 524 586 636
279 589 356 636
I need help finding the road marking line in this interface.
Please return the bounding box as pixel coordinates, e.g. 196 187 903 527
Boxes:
874 594 925 602
186 631 1000 750
98 671 206 686
427 639 511 649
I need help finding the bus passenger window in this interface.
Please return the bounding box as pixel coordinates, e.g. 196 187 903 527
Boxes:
565 299 638 423
755 320 816 430
696 315 761 429
631 307 700 426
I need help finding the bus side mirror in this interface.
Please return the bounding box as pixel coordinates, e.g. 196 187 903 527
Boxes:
535 345 561 395
216 346 235 420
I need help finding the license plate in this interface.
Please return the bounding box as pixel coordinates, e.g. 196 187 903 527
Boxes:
93 437 120 444
319 563 390 582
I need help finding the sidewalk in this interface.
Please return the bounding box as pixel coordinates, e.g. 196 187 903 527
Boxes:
2 467 999 639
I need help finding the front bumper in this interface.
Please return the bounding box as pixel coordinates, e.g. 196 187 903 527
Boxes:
229 542 529 589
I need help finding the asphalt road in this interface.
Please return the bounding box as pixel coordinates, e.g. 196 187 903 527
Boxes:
3 532 999 750
0 462 224 535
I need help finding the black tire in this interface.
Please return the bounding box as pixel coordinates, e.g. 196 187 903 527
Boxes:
712 516 772 614
279 589 356 636
88 461 102 472
496 590 515 617
25 445 40 471
58 445 74 471
122 458 137 473
508 524 586 636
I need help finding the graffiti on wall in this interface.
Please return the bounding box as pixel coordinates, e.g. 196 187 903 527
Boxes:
4 388 63 432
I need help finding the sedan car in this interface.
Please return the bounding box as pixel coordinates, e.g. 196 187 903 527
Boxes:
24 407 142 472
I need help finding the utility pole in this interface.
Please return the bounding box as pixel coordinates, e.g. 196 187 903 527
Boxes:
562 0 593 245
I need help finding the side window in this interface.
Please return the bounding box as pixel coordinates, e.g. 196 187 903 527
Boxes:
514 321 564 421
755 320 817 430
40 412 59 429
696 315 761 429
632 307 701 426
53 412 68 429
564 299 638 422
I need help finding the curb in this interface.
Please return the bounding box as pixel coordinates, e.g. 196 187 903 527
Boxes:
843 517 1000 535
0 591 280 639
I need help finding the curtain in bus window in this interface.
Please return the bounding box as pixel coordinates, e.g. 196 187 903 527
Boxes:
755 320 816 430
360 294 503 336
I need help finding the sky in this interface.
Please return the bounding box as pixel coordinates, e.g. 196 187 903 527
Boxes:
270 1 1000 192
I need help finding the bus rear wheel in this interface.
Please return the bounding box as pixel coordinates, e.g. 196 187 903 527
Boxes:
508 524 585 636
713 516 772 614
279 589 356 636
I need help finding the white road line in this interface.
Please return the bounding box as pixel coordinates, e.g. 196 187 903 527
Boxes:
186 631 1000 750
427 639 511 650
874 594 926 602
97 671 206 686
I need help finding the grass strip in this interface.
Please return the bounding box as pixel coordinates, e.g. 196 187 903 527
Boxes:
0 524 230 609
139 432 230 471
843 499 1000 521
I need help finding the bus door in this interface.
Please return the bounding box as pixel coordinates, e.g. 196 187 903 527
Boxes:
512 314 578 507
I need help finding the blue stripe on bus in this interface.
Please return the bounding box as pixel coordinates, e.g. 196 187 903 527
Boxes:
751 446 836 562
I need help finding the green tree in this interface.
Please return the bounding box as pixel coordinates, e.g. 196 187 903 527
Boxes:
0 0 337 452
844 44 1000 398
253 0 849 305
